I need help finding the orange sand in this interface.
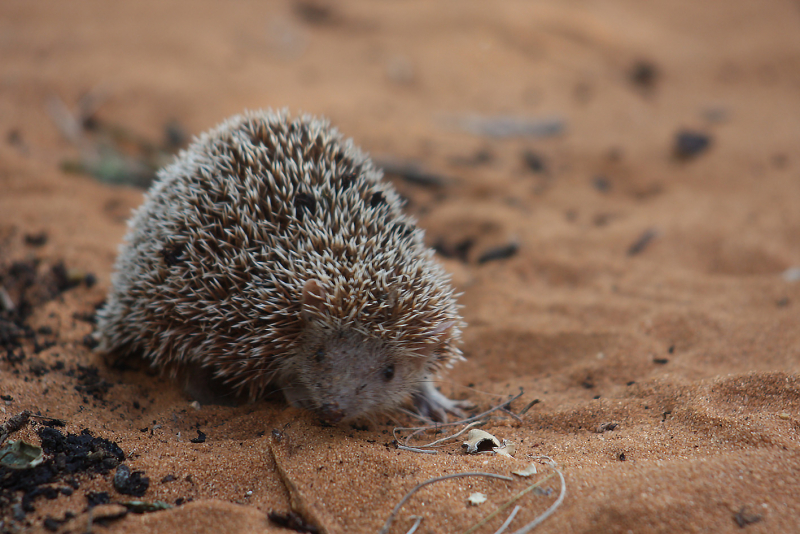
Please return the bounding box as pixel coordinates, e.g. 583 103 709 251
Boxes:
1 1 799 532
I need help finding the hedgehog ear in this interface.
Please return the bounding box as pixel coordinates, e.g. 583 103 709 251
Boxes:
302 279 328 322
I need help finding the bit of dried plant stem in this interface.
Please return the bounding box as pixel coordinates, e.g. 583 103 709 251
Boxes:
379 472 514 534
500 408 523 422
463 473 555 534
0 411 32 448
395 421 485 450
464 456 566 534
509 456 566 534
493 505 521 534
518 400 539 416
396 445 438 454
404 516 423 534
393 390 524 453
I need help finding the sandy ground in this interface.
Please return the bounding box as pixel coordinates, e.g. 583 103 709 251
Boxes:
1 1 800 533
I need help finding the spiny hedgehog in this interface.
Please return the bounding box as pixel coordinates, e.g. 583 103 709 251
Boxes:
95 109 469 423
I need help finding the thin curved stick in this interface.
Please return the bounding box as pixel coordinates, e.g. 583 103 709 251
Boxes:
408 421 485 449
379 472 514 534
493 505 521 534
499 408 523 423
457 389 524 425
396 444 438 454
509 456 566 534
463 473 555 534
404 516 423 534
417 421 484 448
393 389 525 449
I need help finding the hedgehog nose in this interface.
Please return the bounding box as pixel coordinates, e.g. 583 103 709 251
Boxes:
320 403 344 424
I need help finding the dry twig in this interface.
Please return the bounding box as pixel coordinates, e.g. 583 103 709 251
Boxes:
493 505 521 534
463 473 555 534
393 390 525 453
379 472 514 534
509 456 566 534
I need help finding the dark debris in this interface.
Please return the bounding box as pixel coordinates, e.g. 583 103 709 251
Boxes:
1 426 128 523
23 233 48 248
293 0 336 26
674 130 712 160
376 159 449 188
627 228 659 256
521 149 547 174
86 491 111 508
268 510 320 534
734 506 762 528
71 365 112 401
449 147 494 167
477 242 519 264
433 237 474 263
113 464 150 497
592 175 611 193
0 257 89 357
629 60 659 90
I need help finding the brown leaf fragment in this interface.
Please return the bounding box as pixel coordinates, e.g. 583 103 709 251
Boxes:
734 506 762 528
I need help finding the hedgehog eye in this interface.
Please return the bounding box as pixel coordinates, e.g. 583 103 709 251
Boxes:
382 364 395 382
314 349 325 363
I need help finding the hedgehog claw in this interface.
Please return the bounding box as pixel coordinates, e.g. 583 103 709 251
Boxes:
413 380 474 422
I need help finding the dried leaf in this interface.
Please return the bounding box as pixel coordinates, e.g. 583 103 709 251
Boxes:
0 439 44 470
512 463 538 477
494 440 516 457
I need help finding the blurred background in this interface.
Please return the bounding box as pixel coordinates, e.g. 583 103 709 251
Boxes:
4 0 799 274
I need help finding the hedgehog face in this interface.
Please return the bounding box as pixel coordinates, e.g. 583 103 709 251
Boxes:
276 278 457 423
283 328 430 423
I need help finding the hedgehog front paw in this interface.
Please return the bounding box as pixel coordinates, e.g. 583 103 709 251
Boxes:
413 380 474 422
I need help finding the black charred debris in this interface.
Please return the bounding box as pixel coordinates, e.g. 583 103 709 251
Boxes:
0 425 136 518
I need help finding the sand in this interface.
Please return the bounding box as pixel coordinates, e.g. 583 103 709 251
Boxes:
1 1 799 532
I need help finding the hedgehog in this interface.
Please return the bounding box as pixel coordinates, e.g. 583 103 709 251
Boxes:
95 109 469 423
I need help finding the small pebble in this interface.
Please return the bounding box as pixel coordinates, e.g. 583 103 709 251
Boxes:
629 60 658 89
477 242 519 264
592 175 611 192
674 130 711 159
43 517 60 532
521 149 547 173
24 232 48 247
